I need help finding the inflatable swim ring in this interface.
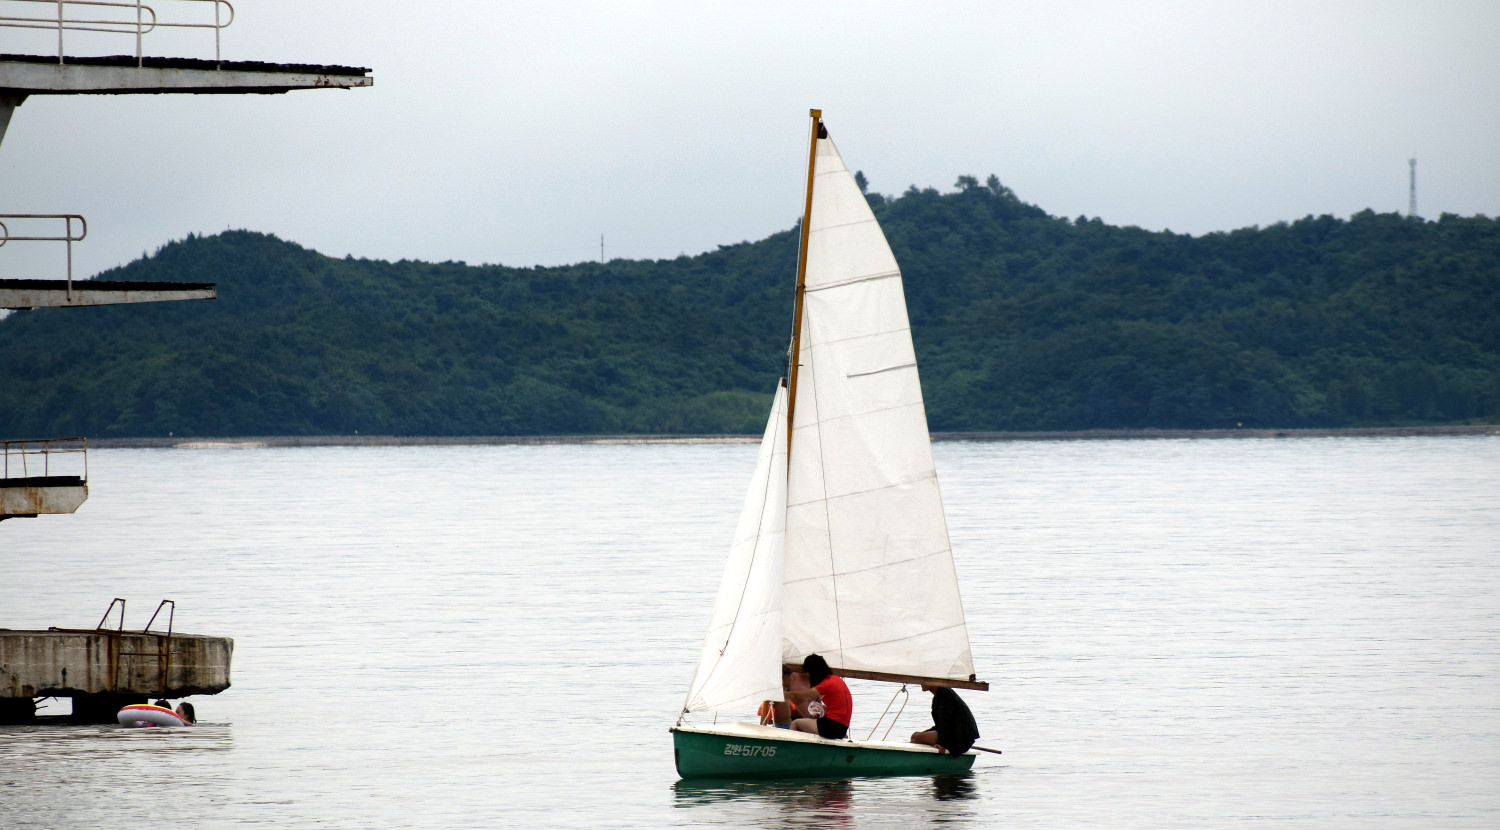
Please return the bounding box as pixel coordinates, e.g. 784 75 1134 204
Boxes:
117 703 189 728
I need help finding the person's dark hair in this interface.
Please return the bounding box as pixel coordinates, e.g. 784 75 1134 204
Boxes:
802 654 831 685
153 699 170 708
178 701 196 724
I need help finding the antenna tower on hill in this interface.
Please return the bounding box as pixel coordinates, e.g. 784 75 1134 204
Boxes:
1408 157 1419 219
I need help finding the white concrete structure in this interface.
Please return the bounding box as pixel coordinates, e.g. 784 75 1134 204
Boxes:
0 54 373 97
0 477 88 518
0 278 216 308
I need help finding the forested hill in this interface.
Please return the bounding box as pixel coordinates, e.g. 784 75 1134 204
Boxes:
2 177 1497 438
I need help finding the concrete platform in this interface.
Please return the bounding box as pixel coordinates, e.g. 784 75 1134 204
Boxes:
0 475 88 518
0 278 216 308
0 628 233 722
0 52 372 95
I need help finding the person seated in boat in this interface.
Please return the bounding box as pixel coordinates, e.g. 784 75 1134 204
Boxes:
787 654 851 740
910 684 978 755
760 666 812 728
175 701 196 725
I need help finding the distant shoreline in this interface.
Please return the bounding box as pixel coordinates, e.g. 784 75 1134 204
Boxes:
87 424 1499 449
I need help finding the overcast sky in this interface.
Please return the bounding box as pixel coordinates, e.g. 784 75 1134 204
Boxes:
1 0 1497 280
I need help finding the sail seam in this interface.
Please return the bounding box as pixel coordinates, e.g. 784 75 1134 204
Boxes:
787 398 927 436
782 545 951 585
786 467 937 509
802 269 900 293
839 620 969 652
808 217 878 234
807 325 911 348
846 362 915 379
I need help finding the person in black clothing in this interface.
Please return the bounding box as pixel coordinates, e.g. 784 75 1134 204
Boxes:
910 685 979 755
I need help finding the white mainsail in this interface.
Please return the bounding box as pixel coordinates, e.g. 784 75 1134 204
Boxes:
682 385 789 714
683 119 977 717
781 136 975 683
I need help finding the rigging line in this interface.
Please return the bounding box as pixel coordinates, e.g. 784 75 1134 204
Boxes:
802 304 848 671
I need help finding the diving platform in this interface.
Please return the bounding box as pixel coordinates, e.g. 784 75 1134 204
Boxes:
1 437 88 520
0 53 373 96
0 475 88 518
0 0 373 151
0 277 216 308
0 214 217 308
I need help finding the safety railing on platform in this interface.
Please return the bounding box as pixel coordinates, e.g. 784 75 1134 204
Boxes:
0 0 234 66
0 213 87 297
89 598 176 693
1 436 88 481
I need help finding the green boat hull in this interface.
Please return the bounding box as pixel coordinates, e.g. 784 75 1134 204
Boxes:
671 724 977 780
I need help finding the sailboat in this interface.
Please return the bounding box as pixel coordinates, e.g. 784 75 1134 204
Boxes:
671 110 988 779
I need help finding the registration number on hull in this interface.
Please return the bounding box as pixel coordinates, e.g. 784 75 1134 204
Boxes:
723 743 777 757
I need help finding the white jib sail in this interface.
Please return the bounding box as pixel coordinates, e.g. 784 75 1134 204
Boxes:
683 385 789 714
782 136 976 683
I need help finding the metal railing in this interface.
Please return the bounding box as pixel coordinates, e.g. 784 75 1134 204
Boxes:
0 0 234 66
90 598 178 694
1 436 88 481
0 213 87 298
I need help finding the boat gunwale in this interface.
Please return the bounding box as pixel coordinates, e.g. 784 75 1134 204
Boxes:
670 721 978 757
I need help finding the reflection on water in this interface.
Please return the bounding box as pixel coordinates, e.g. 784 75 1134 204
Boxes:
930 773 978 801
671 773 980 828
672 779 856 828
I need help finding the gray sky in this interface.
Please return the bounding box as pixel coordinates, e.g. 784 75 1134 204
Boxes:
2 0 1497 280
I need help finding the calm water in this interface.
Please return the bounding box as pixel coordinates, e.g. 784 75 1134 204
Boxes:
1 437 1497 828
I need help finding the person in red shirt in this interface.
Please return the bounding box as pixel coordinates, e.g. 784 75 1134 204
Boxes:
788 653 851 740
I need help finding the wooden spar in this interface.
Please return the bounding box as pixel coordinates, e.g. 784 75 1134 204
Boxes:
785 108 823 454
784 662 990 692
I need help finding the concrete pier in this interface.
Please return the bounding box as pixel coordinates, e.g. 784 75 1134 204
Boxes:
0 629 232 723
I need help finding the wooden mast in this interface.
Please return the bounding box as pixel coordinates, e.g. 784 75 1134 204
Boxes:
785 108 823 454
